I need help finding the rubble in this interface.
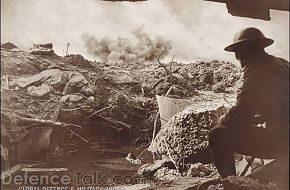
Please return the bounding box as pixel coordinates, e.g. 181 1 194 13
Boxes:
1 43 242 185
153 167 181 181
126 153 142 165
137 156 174 176
187 163 212 177
138 156 217 181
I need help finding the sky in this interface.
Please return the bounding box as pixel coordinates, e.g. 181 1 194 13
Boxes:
1 0 289 63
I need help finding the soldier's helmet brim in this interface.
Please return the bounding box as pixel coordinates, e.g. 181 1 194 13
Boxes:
224 37 274 52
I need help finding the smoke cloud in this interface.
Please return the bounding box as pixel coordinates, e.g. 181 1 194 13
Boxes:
83 27 172 64
1 0 289 62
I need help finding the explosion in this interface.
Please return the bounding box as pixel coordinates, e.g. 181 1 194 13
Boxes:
83 28 172 64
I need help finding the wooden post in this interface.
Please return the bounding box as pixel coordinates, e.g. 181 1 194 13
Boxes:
65 43 70 56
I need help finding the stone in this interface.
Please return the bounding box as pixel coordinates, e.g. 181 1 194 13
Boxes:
148 91 235 166
187 163 211 177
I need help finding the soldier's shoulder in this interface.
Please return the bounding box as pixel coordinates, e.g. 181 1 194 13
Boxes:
270 55 289 65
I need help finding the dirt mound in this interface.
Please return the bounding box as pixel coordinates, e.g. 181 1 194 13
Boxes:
62 54 93 68
1 42 17 50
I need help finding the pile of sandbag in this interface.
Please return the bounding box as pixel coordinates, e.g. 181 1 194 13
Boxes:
29 43 56 56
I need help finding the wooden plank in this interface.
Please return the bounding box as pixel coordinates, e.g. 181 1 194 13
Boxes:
21 168 68 172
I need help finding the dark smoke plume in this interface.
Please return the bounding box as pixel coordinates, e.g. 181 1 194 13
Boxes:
83 28 172 64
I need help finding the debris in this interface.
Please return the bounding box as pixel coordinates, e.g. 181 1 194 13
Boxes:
60 94 84 103
1 42 243 183
94 115 131 130
87 106 112 118
137 156 173 176
1 145 9 162
126 153 142 165
1 110 82 131
187 163 212 177
157 51 171 76
154 167 181 181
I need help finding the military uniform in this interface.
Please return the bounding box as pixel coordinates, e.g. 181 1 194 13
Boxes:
209 52 289 178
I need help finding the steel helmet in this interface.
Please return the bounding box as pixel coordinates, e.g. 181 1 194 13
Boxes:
224 27 274 52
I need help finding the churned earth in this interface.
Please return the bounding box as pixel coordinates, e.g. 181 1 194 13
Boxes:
1 43 254 190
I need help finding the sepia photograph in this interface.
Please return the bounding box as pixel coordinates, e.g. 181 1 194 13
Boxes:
1 0 289 189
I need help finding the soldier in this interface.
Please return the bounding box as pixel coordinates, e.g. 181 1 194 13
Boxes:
209 27 289 189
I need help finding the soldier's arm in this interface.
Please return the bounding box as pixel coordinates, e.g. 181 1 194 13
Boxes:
222 65 261 126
